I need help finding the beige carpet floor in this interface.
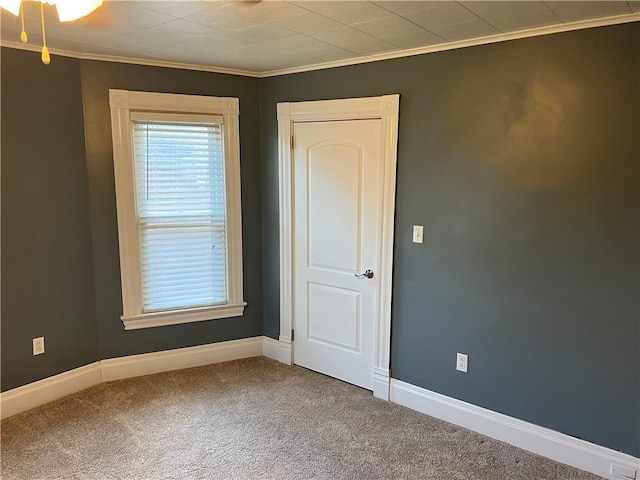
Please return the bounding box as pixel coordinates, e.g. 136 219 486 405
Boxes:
1 356 602 480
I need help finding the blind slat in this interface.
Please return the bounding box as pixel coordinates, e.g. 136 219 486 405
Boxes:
133 119 228 311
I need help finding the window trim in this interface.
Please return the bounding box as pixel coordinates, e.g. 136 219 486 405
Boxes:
109 89 245 330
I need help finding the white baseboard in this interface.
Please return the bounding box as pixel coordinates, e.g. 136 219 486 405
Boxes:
101 337 263 382
262 336 281 361
373 367 390 401
276 335 293 365
0 362 102 420
3 340 637 480
390 379 639 480
1 337 266 419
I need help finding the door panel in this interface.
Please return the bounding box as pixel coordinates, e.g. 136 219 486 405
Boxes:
307 144 361 271
293 119 381 390
308 282 361 352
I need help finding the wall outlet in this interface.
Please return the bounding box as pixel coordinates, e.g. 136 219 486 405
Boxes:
33 337 45 355
456 353 468 373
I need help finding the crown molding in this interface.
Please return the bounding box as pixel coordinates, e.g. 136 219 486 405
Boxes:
261 13 640 77
0 40 261 78
1 13 638 79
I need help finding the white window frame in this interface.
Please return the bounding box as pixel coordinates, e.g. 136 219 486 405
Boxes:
109 89 245 330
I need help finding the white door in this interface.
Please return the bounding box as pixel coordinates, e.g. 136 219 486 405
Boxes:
293 119 382 390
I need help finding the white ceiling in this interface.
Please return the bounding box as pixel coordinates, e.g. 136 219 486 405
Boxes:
1 1 638 75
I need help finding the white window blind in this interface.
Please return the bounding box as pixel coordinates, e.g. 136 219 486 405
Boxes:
132 120 228 312
110 91 244 330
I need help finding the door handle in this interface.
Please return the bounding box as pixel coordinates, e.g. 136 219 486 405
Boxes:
355 269 374 279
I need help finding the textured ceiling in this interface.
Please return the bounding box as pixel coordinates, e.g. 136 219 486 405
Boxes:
1 1 638 75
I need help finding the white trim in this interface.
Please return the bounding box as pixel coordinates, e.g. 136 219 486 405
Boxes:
122 302 247 330
2 14 638 78
277 102 294 367
223 111 245 310
2 342 637 480
376 97 400 400
275 337 294 366
101 337 263 382
277 95 399 399
0 40 261 78
372 367 390 401
262 13 640 77
1 337 274 419
390 379 640 480
109 90 239 115
109 90 245 330
0 363 101 420
280 96 399 123
276 335 294 366
262 336 281 361
262 336 296 366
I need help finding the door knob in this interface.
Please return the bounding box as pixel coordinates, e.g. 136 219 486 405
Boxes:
355 269 374 279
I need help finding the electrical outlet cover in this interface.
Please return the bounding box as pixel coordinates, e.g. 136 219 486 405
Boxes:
33 337 45 355
457 353 468 373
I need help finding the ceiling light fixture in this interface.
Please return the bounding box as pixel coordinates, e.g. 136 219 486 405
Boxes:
0 0 103 64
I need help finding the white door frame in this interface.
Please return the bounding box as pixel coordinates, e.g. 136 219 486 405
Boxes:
276 95 400 400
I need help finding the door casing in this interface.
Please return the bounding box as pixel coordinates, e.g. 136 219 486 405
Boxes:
276 95 400 400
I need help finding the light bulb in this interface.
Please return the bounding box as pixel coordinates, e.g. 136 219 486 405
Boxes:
0 1 104 22
49 0 103 22
0 0 21 16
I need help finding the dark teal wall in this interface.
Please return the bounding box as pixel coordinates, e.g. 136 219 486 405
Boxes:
80 61 263 360
1 49 98 390
260 24 639 457
1 51 264 387
1 22 638 458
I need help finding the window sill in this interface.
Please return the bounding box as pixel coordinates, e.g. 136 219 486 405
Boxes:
121 302 247 330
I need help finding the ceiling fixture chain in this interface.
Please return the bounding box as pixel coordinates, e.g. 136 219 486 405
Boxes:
40 2 49 64
19 2 26 43
1 0 103 64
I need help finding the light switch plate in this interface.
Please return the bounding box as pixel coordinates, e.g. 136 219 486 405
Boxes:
412 225 424 243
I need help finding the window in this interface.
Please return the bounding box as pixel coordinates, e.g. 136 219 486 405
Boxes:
109 90 245 330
